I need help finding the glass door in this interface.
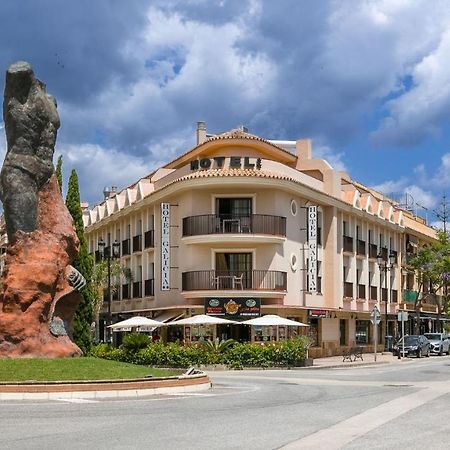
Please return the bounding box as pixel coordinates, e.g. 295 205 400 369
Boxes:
215 252 252 289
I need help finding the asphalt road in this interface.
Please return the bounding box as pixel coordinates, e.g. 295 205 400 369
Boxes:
1 356 449 449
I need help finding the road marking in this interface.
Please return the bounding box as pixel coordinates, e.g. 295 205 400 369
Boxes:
281 385 449 449
57 398 99 404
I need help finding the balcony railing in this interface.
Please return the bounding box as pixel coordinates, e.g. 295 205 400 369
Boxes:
403 289 418 303
182 214 286 237
391 289 398 303
122 283 131 300
132 281 142 298
182 270 287 291
343 236 353 253
144 279 154 296
357 240 366 256
343 282 353 298
144 230 154 248
132 235 142 252
358 284 366 299
370 286 377 300
369 243 378 259
122 239 130 256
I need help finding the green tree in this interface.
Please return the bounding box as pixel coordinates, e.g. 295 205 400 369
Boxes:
55 155 63 193
408 231 450 333
66 169 95 354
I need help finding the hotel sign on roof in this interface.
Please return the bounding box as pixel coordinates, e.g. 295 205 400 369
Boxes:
190 156 262 171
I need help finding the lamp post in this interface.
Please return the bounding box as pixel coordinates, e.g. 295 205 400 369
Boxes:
377 250 396 351
98 238 120 343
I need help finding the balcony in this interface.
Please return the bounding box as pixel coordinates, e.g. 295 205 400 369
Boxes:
132 281 142 298
357 240 366 256
122 239 130 256
370 286 377 300
343 236 353 253
144 230 155 248
144 279 154 296
343 282 353 298
403 289 418 303
182 214 286 238
358 284 366 299
132 235 142 253
369 243 378 259
182 270 287 292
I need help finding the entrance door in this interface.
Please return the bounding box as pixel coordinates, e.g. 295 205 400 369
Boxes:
339 319 346 346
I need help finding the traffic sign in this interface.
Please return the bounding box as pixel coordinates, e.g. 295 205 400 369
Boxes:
370 305 381 325
397 311 408 322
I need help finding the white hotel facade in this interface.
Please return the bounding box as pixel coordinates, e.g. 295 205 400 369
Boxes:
84 124 439 357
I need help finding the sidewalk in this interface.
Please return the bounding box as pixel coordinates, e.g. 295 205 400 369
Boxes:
308 352 413 369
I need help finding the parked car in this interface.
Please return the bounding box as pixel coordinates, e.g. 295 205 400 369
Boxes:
423 333 450 355
393 335 430 358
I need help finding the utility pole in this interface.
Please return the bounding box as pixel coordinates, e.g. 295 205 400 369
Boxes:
434 194 449 233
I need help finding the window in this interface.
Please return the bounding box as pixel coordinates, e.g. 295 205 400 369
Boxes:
216 198 252 217
290 199 298 216
355 320 370 344
215 253 252 272
308 318 319 347
343 220 348 236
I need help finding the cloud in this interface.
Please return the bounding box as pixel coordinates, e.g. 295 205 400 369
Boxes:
313 142 347 172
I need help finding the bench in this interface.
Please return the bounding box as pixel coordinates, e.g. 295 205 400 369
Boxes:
342 346 363 362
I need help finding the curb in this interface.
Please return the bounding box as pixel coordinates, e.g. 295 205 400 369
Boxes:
0 373 211 401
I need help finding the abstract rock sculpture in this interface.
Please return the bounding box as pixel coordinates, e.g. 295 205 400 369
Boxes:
0 61 85 357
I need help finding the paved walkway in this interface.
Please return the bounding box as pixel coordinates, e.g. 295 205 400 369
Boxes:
310 352 412 369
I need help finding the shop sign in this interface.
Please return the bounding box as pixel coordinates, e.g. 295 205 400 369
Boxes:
308 309 326 318
161 203 170 291
190 156 262 171
205 298 261 318
307 205 318 293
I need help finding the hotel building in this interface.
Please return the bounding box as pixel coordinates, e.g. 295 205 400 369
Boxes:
83 124 441 357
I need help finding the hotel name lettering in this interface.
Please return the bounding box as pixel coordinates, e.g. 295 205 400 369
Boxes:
190 156 262 171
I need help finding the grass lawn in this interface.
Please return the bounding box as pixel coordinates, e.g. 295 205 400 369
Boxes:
0 357 181 382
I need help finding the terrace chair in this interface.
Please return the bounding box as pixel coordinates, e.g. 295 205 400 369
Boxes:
233 273 244 290
240 216 251 233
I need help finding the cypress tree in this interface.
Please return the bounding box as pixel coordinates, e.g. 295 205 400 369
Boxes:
66 169 94 354
55 155 63 193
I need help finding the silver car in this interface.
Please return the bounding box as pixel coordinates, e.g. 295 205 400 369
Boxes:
423 333 450 355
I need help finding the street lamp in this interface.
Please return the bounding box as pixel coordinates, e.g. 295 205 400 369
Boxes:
377 250 396 351
98 237 120 343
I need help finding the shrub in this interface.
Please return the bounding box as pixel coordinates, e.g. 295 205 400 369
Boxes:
121 333 151 352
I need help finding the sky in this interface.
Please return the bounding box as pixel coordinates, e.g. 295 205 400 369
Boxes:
1 0 450 226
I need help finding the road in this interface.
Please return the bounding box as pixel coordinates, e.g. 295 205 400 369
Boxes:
0 356 449 449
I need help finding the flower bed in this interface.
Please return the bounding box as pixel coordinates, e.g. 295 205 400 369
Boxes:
90 335 311 369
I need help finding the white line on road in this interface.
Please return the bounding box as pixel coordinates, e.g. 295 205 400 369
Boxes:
281 385 449 449
57 398 99 404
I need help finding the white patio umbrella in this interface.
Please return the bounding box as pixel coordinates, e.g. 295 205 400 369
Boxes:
241 314 308 327
241 314 308 342
166 314 239 326
108 316 164 331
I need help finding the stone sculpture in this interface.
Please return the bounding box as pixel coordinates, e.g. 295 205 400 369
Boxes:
0 61 85 357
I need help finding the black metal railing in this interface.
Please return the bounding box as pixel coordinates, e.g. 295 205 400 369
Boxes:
133 235 142 252
132 281 142 298
122 284 131 299
122 239 130 256
358 284 366 299
357 240 365 256
144 279 154 296
182 270 287 291
369 243 378 259
343 236 353 253
144 230 155 248
344 282 353 298
182 214 286 237
370 286 377 300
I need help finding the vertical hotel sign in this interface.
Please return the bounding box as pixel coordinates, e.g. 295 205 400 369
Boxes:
161 203 170 291
308 206 317 293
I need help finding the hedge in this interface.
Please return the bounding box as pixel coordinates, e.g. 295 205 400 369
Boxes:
90 335 311 369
